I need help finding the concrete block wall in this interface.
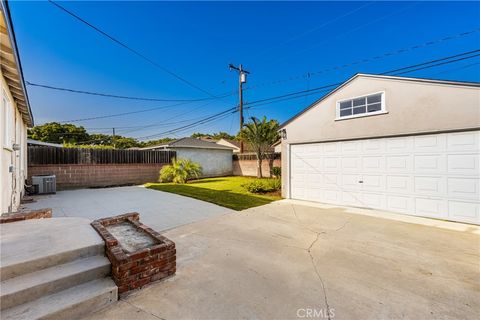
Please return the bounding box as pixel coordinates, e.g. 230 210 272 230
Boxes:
28 164 166 190
232 159 281 178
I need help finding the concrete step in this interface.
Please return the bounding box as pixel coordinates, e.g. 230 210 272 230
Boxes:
1 278 118 320
0 218 105 281
0 256 111 310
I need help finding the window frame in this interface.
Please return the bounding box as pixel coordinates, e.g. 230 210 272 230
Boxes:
335 91 387 121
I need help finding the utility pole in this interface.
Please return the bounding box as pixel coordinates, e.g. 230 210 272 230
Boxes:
112 128 116 149
229 63 250 153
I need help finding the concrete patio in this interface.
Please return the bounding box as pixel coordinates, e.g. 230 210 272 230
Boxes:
82 200 480 320
23 186 234 231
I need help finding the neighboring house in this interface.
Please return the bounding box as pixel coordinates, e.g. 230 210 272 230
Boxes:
141 137 234 177
27 139 63 148
0 2 33 213
216 138 241 153
279 73 480 224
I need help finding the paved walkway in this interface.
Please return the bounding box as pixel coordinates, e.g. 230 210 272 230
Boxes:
82 200 480 320
23 186 233 231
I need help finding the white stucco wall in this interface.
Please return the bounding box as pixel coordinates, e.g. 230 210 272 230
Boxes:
174 148 233 177
1 72 28 213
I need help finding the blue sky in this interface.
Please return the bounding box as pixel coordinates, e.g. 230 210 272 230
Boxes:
9 1 480 140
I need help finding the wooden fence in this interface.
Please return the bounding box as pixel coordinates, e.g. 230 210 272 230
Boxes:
28 146 176 165
232 152 281 161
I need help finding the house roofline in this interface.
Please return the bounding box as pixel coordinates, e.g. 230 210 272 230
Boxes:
279 73 480 129
1 0 33 126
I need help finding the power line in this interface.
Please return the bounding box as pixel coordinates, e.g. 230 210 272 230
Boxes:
136 107 237 140
245 28 480 91
61 101 193 123
59 49 480 138
48 0 216 97
123 49 480 141
26 81 214 102
243 49 480 108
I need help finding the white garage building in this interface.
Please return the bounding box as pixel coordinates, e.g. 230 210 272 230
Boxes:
279 74 480 224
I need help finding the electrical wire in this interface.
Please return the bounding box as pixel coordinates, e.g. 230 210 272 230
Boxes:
26 81 214 102
48 0 216 97
246 28 480 91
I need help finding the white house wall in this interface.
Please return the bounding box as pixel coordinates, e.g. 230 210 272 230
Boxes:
1 72 28 213
174 148 233 177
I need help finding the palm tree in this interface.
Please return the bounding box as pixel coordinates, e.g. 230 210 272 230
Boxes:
240 117 280 178
159 158 202 183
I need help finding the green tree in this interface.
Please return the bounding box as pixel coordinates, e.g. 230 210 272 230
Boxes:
190 131 236 141
239 117 280 178
28 122 89 144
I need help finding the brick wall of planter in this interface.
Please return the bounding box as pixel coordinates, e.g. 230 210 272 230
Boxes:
0 208 52 224
28 164 166 189
91 213 176 296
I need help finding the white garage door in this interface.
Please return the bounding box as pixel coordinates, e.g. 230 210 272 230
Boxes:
290 131 480 224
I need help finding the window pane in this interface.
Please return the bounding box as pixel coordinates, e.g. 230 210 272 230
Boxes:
353 106 366 115
367 103 382 112
367 94 382 104
353 97 366 107
340 109 352 117
340 101 352 109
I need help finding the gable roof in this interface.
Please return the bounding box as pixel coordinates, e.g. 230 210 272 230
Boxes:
142 137 235 150
0 1 33 126
217 138 241 149
279 73 480 129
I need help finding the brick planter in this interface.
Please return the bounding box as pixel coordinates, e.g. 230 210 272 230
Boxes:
0 208 52 224
91 213 176 295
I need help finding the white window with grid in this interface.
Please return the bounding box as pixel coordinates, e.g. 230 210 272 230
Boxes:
336 92 386 120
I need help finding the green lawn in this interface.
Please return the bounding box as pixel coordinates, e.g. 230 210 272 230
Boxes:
145 176 282 211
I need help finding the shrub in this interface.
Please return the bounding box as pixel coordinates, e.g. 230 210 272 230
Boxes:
159 158 202 184
271 166 281 178
242 178 281 194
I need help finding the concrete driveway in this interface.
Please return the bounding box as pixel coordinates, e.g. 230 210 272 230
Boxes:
23 186 233 231
83 200 480 320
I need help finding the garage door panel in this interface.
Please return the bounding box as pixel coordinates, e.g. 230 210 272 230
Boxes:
341 191 363 206
362 156 385 172
415 198 447 218
342 157 361 172
386 155 413 172
386 137 413 153
448 201 480 221
447 132 480 152
414 176 446 197
342 174 362 190
322 189 341 203
448 178 480 201
362 175 385 191
386 175 413 194
289 131 480 224
414 134 446 153
323 142 340 155
414 154 446 174
386 195 414 213
362 193 386 209
447 154 479 175
322 173 340 188
363 139 385 153
341 141 362 154
323 157 340 171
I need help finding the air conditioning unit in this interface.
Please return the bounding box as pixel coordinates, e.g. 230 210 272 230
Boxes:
31 174 56 194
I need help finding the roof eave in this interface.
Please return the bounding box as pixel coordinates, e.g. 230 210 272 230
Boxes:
1 0 33 126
